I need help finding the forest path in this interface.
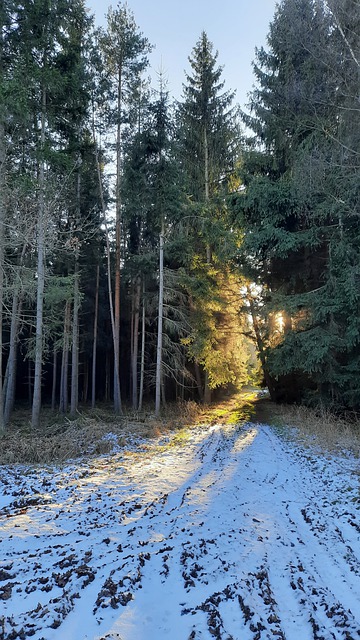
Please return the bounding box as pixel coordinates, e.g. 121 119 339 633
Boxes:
0 411 359 639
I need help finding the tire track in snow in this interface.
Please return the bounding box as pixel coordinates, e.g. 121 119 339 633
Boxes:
0 421 359 639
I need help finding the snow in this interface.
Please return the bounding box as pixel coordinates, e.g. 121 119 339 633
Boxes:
0 420 359 640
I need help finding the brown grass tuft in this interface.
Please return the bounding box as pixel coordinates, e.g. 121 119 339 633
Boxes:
257 399 360 457
0 401 205 466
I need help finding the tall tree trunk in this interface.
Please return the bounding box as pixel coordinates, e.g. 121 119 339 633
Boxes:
161 372 166 407
4 225 35 423
70 163 81 417
0 115 4 432
59 300 71 413
82 357 89 403
247 288 276 399
0 19 5 431
0 111 6 430
70 253 80 417
130 288 134 397
31 86 47 429
4 229 32 423
203 371 212 404
27 326 33 407
4 294 22 425
155 224 164 416
138 281 146 411
105 350 111 402
113 66 122 414
51 348 57 411
131 275 141 409
203 126 212 403
92 107 122 413
194 363 204 402
91 264 99 409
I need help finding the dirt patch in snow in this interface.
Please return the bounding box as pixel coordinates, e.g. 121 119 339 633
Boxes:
0 412 359 640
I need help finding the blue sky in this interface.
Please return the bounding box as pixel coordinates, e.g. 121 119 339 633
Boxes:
86 0 278 109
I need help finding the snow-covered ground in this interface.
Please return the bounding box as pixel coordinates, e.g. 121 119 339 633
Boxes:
0 420 359 640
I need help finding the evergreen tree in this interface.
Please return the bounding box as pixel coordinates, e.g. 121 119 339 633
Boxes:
123 76 187 412
1 0 93 426
99 2 152 414
0 1 14 430
234 0 360 409
178 32 242 402
121 78 153 410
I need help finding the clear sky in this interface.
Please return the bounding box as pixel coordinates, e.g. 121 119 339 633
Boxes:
86 0 278 110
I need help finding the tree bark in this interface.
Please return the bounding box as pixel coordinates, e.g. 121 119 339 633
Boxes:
203 126 212 403
0 113 5 431
70 251 80 417
131 275 141 409
155 225 164 416
31 85 47 429
4 294 22 425
91 264 99 408
0 14 5 431
203 370 212 404
51 348 57 412
194 362 204 402
82 357 89 404
92 107 122 413
138 281 146 411
105 350 111 402
59 300 71 413
70 162 82 417
113 66 122 414
247 289 276 399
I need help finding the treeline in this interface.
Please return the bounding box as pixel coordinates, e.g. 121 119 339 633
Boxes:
1 0 359 430
234 0 360 410
0 1 253 429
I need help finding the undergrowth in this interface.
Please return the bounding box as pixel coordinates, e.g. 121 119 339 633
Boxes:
257 399 360 458
1 391 359 465
0 400 203 465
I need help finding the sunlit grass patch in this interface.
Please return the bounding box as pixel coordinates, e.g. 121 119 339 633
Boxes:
197 390 259 427
0 390 259 465
0 399 203 465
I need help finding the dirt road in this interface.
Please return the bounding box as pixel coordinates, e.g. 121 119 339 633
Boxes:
0 420 359 639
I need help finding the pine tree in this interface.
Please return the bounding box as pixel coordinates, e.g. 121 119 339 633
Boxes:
234 0 360 408
0 2 12 430
2 0 93 427
121 78 153 410
99 2 152 414
178 32 242 402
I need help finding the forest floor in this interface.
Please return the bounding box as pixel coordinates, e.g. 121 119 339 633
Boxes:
0 392 359 640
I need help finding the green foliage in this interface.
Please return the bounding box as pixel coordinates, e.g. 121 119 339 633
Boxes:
175 32 250 397
235 0 360 409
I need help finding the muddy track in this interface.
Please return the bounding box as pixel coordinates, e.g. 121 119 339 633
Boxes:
0 422 359 639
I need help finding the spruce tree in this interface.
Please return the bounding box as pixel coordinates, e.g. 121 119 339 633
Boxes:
2 0 92 426
99 2 152 414
234 0 360 408
178 32 242 402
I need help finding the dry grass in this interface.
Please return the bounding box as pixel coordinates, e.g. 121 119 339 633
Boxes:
0 401 205 466
3 393 358 466
257 399 360 457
